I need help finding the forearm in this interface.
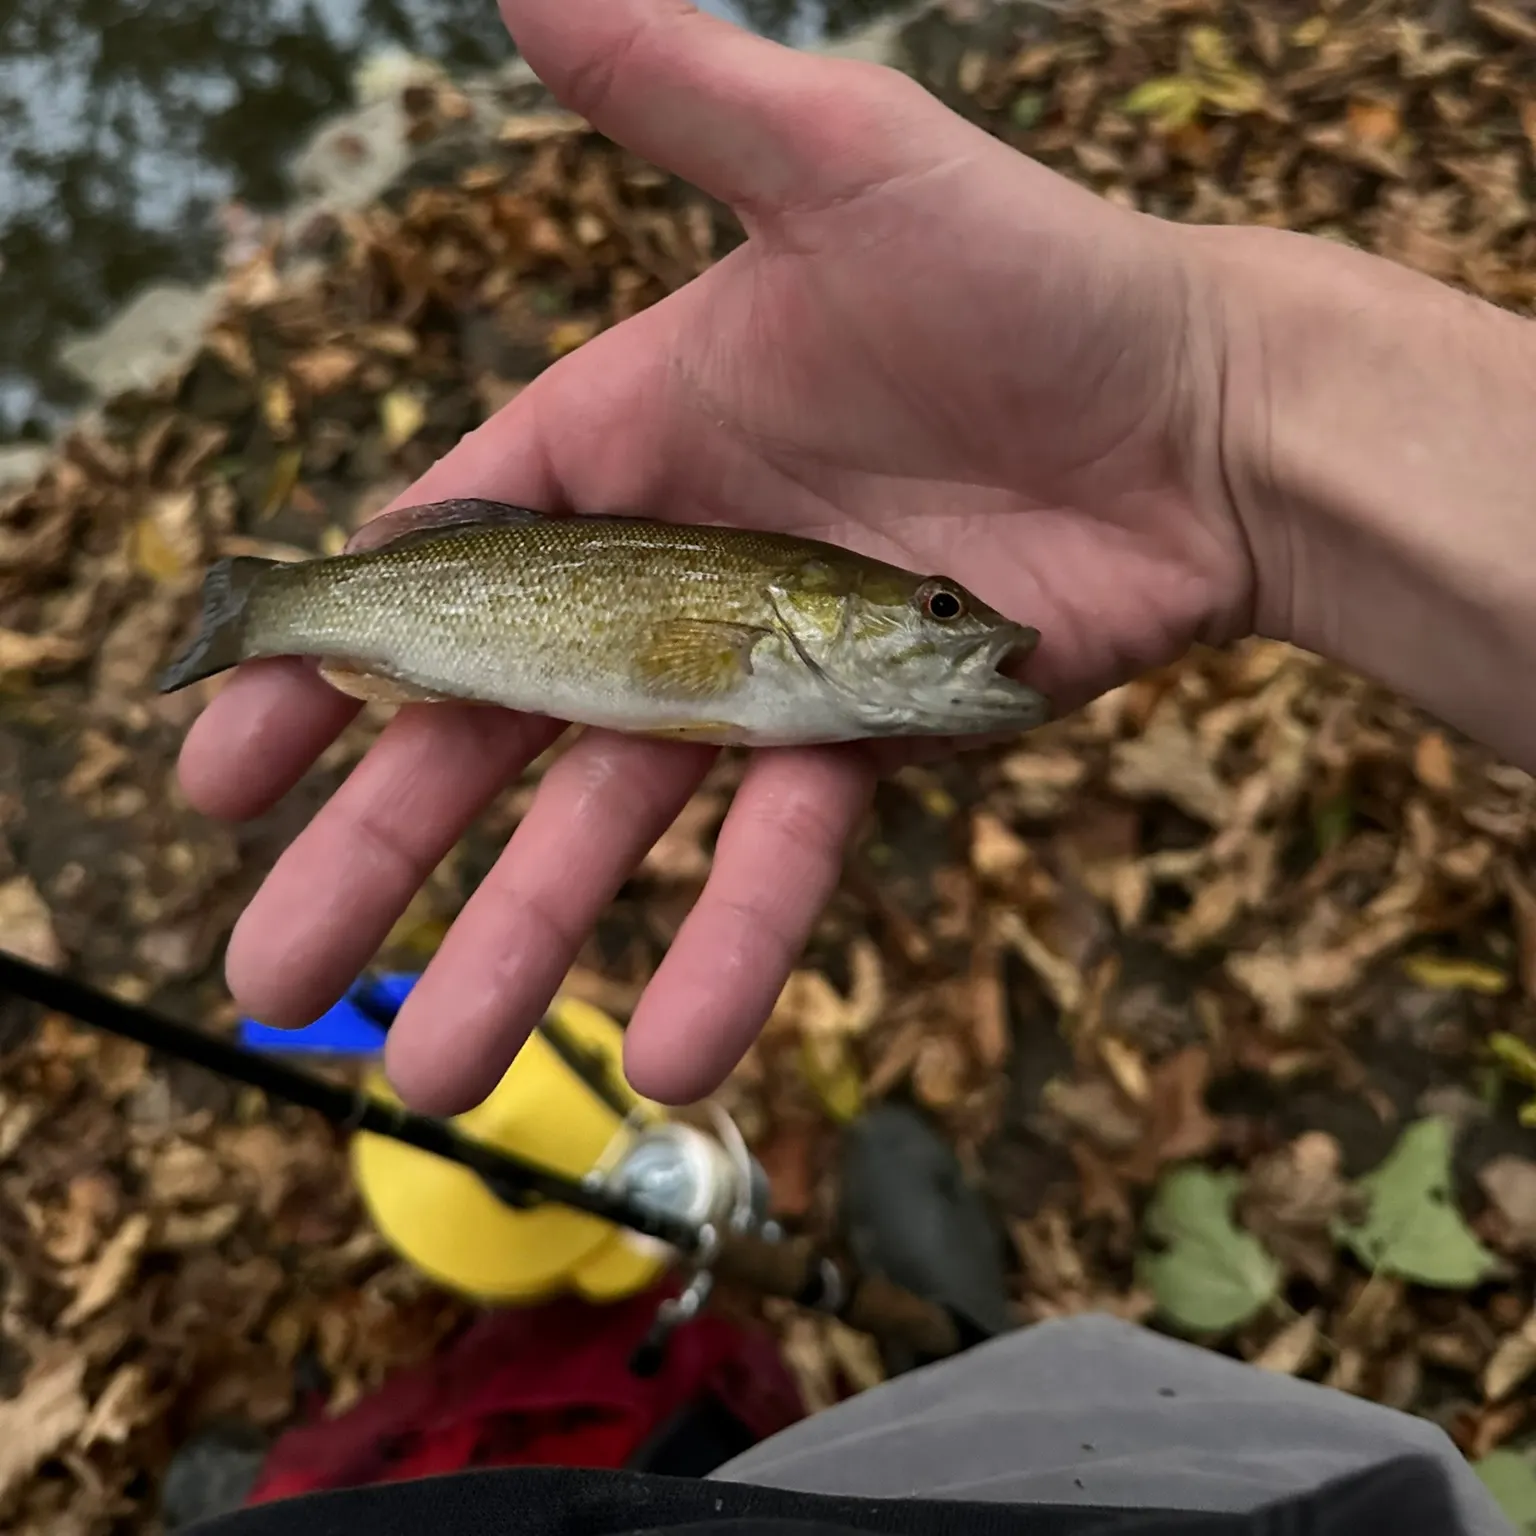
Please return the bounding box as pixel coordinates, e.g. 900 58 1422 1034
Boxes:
1196 223 1536 770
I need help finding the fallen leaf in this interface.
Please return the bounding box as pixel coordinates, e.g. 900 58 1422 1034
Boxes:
1347 98 1402 149
260 377 295 439
61 1212 152 1327
1121 1045 1222 1181
1044 1076 1143 1154
1335 1117 1497 1289
1401 952 1509 994
1487 1033 1536 1127
1484 1306 1536 1402
0 874 64 967
497 109 588 143
911 1034 966 1111
146 1141 226 1205
288 344 361 394
1136 1164 1282 1336
969 936 1010 1070
1109 704 1232 826
1254 1308 1323 1376
0 625 89 673
0 1351 88 1502
379 388 427 450
547 317 600 357
824 1318 886 1393
259 445 304 520
799 1031 865 1124
640 792 722 883
1412 729 1456 791
80 1361 154 1446
1479 1155 1536 1256
970 809 1031 886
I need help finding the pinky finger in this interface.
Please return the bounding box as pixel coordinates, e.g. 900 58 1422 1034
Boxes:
622 745 876 1104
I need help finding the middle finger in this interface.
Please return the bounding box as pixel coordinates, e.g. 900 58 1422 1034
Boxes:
383 728 718 1115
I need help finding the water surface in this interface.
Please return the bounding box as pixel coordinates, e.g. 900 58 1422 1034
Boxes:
0 0 899 444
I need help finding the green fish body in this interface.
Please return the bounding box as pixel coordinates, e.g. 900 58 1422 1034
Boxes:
158 499 1048 747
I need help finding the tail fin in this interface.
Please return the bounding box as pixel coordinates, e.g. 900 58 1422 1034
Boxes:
157 556 275 692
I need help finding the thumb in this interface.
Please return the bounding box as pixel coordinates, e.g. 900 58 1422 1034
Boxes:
498 0 953 217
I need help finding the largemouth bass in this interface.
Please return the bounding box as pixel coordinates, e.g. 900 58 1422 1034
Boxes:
157 498 1049 747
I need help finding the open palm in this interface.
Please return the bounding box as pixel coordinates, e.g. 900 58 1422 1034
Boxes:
179 0 1253 1112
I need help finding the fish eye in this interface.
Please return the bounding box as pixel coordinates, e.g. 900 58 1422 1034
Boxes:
918 581 965 622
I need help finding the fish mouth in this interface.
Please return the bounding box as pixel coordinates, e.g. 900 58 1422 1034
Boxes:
979 623 1041 680
961 624 1049 724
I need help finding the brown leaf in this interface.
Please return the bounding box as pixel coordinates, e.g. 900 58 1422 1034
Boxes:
1120 1045 1221 1182
1110 703 1232 826
1068 1140 1134 1229
640 792 722 884
61 1212 151 1328
1254 1309 1323 1376
0 874 64 967
1472 0 1536 43
970 809 1031 887
80 1361 154 1447
1044 1076 1142 1154
288 345 361 394
145 1141 226 1206
1241 1131 1349 1286
1412 730 1456 792
969 934 1010 1069
1346 98 1401 148
1484 1306 1536 1402
0 1351 88 1503
1227 911 1416 1033
1478 1155 1536 1256
912 1034 967 1110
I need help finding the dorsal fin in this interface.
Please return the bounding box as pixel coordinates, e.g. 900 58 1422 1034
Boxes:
345 498 550 555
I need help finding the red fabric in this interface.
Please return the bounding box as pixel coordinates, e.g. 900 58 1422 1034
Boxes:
244 1281 805 1504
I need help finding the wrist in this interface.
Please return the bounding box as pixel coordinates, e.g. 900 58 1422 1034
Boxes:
1190 221 1536 768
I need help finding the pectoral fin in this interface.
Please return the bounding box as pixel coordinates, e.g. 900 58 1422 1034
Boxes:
631 619 765 701
318 658 458 706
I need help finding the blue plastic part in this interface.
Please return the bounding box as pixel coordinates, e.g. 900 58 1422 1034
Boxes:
238 971 421 1057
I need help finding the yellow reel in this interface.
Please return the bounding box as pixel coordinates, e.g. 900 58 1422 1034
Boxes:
349 994 675 1306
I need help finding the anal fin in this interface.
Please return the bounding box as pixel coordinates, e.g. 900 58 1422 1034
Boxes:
637 719 748 745
318 658 459 706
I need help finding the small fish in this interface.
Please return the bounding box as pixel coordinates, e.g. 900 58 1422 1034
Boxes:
158 499 1049 747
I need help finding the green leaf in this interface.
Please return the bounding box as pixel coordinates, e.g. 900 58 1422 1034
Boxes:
1474 1448 1536 1534
1009 90 1045 130
1334 1116 1497 1288
1136 1165 1281 1336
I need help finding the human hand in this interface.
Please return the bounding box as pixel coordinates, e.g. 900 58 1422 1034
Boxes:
177 0 1254 1113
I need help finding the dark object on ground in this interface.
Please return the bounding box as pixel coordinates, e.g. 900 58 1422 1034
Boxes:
160 1422 270 1531
840 1100 1013 1373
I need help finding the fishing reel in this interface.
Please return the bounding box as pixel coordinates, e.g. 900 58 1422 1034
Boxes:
278 976 780 1373
592 1106 778 1375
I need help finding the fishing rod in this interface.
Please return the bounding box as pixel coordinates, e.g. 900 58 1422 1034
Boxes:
0 950 973 1370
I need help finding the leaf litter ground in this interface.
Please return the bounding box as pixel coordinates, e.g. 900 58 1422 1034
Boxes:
3 1 1536 1530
